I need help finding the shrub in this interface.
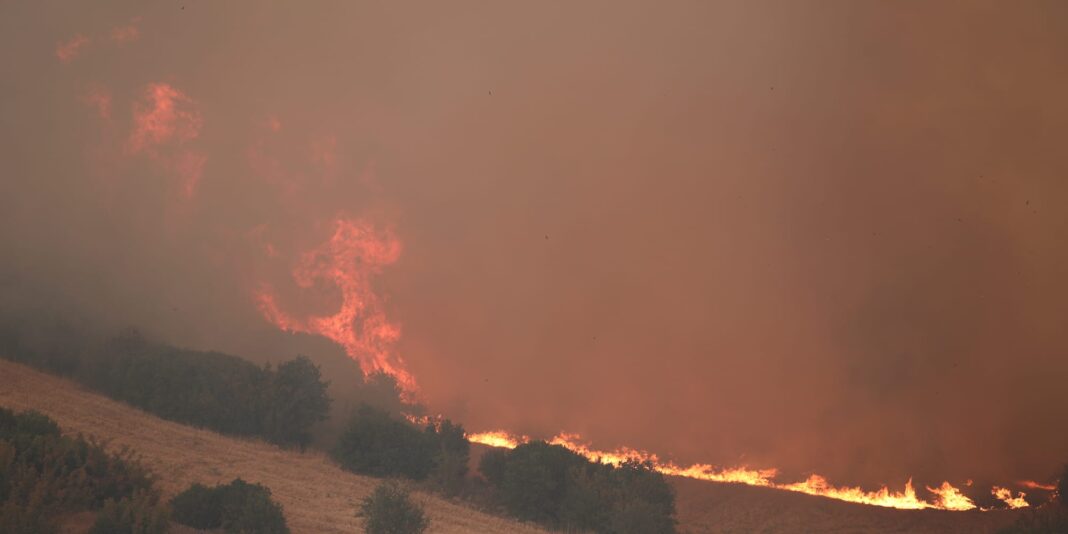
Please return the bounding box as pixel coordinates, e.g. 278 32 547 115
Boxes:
169 483 220 529
170 478 289 534
332 405 469 484
333 405 435 479
358 482 429 534
263 356 332 449
89 490 169 534
479 441 677 533
0 409 157 533
426 420 470 496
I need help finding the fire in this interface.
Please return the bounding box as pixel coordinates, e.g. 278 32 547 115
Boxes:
1019 480 1056 491
468 429 987 511
257 217 418 394
926 481 978 511
992 486 1029 509
467 430 527 450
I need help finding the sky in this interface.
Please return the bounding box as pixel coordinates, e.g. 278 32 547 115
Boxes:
2 1 1067 490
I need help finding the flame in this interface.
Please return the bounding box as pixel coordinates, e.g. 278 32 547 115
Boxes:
992 486 1029 509
256 217 418 394
467 430 527 450
468 429 984 511
926 481 977 511
1019 480 1056 491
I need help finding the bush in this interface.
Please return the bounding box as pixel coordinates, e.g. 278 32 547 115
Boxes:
333 405 434 479
0 408 157 533
263 356 332 449
358 482 429 534
170 478 289 534
479 441 677 533
89 490 169 534
332 405 469 483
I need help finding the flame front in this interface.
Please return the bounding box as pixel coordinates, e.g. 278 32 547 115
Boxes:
256 217 418 394
467 430 987 511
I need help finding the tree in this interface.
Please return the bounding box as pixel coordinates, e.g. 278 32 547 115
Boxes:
170 479 289 534
264 356 331 449
481 441 588 524
426 420 469 496
480 442 676 533
358 482 429 534
332 405 435 479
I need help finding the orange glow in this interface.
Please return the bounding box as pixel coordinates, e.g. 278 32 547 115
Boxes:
110 19 141 44
257 217 418 394
992 486 1029 509
128 83 202 153
56 34 90 62
1019 480 1056 491
469 429 985 511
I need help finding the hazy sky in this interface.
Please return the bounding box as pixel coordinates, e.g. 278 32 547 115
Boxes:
3 1 1067 489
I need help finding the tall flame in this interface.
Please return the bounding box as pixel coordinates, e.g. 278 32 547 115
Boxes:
256 217 417 394
467 430 985 511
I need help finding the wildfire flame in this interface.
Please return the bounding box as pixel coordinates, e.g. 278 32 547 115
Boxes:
992 486 1029 509
256 217 418 394
1019 480 1056 491
467 430 988 511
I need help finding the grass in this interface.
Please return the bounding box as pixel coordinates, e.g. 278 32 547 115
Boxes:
0 359 543 534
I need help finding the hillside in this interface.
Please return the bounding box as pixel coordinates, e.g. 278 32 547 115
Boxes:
0 359 544 534
0 358 1028 533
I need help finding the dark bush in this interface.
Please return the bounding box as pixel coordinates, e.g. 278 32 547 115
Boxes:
89 490 169 534
332 405 469 484
358 482 429 534
170 478 289 534
263 356 332 449
426 420 470 496
479 441 677 533
333 405 435 479
0 408 157 533
169 483 221 529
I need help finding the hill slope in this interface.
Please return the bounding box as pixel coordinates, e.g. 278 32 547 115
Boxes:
0 359 543 534
0 358 1028 533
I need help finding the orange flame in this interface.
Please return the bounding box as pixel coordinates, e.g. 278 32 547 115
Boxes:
468 430 983 511
992 486 1029 509
1019 480 1056 491
256 217 417 394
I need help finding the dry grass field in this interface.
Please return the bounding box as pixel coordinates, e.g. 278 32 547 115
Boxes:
0 359 544 534
0 358 1027 533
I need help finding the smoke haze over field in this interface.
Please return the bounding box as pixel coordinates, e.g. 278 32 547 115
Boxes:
3 1 1068 490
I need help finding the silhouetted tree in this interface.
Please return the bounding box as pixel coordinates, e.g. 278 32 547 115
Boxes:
264 356 331 450
358 482 429 534
333 405 435 479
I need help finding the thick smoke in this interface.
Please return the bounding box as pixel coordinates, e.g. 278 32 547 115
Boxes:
2 1 1067 490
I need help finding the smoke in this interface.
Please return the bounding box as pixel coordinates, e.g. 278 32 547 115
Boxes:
2 1 1067 491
